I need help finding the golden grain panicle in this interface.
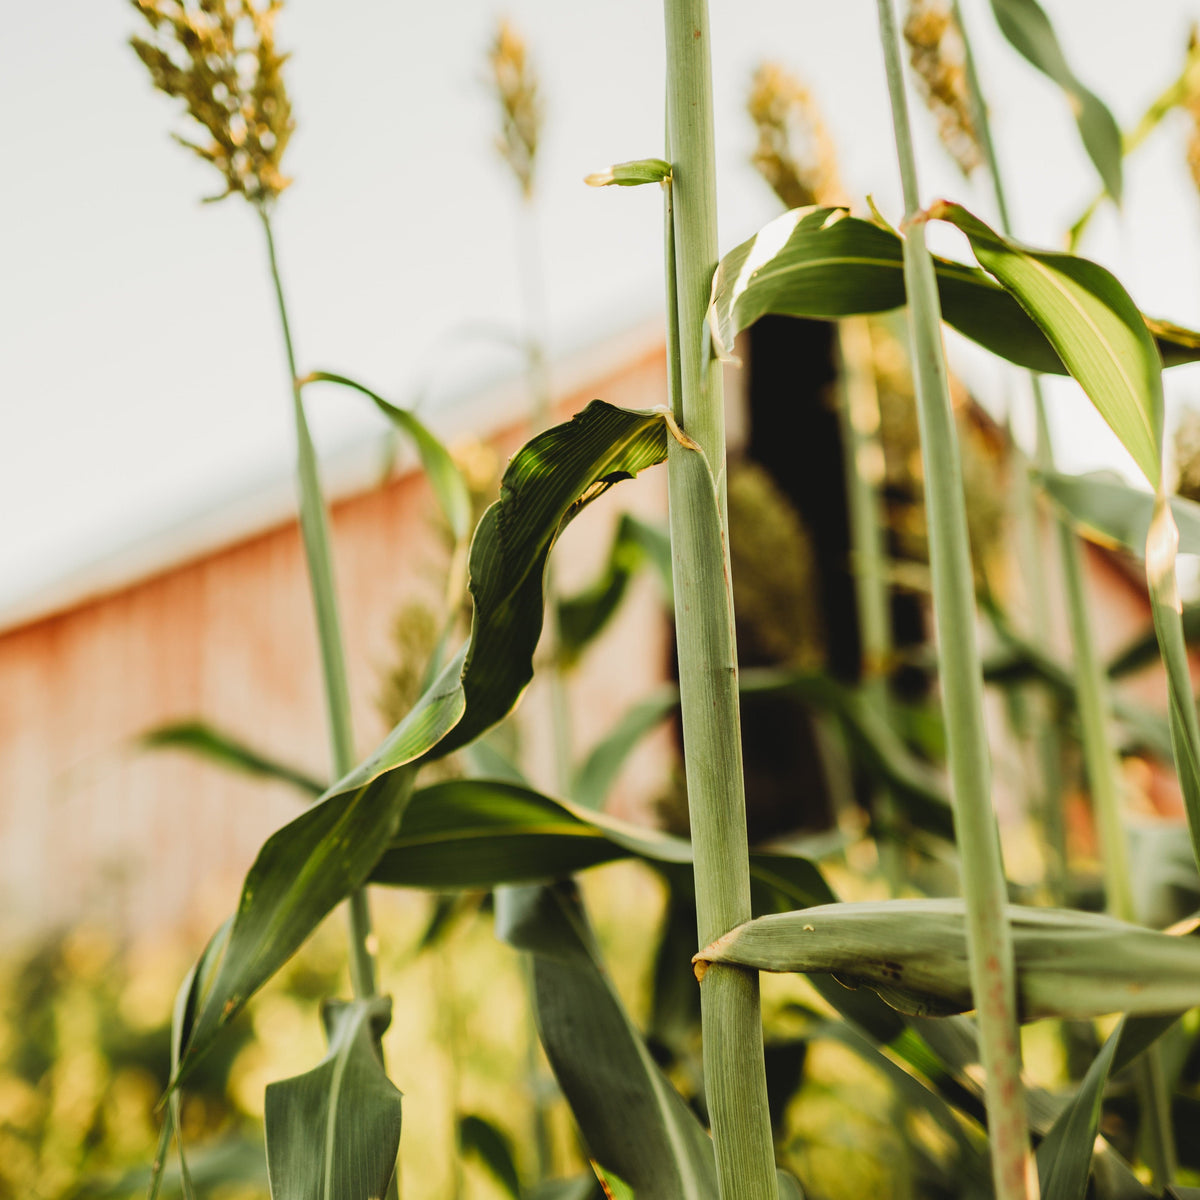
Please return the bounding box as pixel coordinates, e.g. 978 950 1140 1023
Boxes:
130 0 294 204
488 18 543 199
747 62 842 211
902 0 982 177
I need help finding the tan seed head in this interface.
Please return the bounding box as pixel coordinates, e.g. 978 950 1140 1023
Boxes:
130 0 294 204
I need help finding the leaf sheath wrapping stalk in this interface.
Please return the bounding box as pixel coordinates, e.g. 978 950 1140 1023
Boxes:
696 899 1200 1020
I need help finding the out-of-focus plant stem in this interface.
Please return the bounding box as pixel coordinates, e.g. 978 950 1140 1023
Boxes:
875 2 1034 1197
953 3 1177 1184
663 0 777 1196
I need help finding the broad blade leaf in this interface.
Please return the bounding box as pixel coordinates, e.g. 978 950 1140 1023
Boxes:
264 996 402 1200
175 402 670 1083
369 778 832 911
696 899 1200 1020
1040 471 1200 555
990 0 1123 201
142 721 325 798
497 883 718 1200
931 202 1163 486
706 206 1199 381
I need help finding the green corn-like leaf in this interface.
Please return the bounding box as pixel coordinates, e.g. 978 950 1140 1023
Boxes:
370 778 691 888
172 402 670 1084
141 721 326 798
264 996 402 1200
459 1115 521 1199
1040 471 1200 554
496 882 719 1200
706 206 1200 379
369 778 833 911
696 899 1200 1020
989 0 1123 202
558 513 673 668
302 371 472 541
572 687 679 811
930 201 1162 486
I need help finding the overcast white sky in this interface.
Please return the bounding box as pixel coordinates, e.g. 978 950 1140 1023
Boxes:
5 0 1200 616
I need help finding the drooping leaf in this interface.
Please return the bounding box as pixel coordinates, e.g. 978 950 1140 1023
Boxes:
174 402 671 1083
302 371 472 541
990 0 1123 202
558 514 673 668
174 762 423 1088
706 206 1200 381
1039 471 1200 556
496 883 718 1200
930 202 1163 486
264 996 402 1200
370 779 692 889
459 1115 521 1198
369 778 833 913
696 899 1200 1020
141 721 325 798
572 687 679 811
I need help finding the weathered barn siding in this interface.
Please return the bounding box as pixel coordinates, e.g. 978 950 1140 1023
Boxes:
0 343 673 941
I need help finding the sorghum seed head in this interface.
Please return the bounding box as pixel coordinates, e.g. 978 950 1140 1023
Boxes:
130 0 294 205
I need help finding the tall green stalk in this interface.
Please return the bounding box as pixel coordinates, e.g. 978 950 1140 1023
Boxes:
259 206 381 1003
874 3 1034 1198
662 2 777 1196
952 4 1177 1182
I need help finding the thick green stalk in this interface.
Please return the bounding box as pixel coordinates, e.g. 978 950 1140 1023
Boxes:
259 207 380 1002
662 3 777 1197
874 4 1034 1199
953 4 1177 1180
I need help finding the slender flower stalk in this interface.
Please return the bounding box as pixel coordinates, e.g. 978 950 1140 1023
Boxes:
952 1 1177 1180
130 0 383 1004
875 2 1034 1197
489 19 571 796
663 2 777 1197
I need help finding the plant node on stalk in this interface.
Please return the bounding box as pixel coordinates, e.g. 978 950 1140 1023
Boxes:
902 0 982 177
129 0 294 204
